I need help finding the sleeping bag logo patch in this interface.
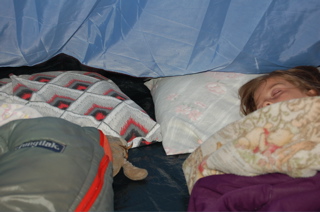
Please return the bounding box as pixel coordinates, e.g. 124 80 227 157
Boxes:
15 140 66 153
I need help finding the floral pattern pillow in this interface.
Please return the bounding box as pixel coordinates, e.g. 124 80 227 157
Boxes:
145 71 261 155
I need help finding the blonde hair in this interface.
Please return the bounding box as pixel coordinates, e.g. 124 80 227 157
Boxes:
239 66 320 115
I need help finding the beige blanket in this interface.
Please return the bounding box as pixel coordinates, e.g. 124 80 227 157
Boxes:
183 96 320 193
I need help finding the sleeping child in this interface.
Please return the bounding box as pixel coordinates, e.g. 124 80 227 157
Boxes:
238 66 320 115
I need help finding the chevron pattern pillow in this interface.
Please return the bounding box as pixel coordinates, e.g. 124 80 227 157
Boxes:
0 71 162 148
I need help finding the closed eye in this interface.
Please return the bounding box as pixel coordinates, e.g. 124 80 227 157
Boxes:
271 89 282 97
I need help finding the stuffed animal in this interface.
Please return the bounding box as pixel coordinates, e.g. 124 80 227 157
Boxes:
108 135 148 180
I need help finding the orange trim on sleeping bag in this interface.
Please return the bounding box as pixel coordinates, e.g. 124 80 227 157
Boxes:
99 130 113 162
74 130 112 212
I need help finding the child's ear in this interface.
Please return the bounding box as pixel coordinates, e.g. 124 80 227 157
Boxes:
306 89 318 96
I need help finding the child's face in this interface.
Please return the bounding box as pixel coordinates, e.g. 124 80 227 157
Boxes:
254 77 316 110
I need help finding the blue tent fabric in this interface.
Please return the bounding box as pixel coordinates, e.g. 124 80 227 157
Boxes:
1 0 320 77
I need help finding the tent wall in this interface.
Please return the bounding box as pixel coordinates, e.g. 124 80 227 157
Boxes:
1 0 320 77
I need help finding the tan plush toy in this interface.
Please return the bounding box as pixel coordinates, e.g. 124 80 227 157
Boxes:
108 135 148 181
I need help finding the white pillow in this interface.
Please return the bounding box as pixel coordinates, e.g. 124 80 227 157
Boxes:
145 71 261 155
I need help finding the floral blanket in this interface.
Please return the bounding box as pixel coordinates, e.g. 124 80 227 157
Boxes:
183 96 320 193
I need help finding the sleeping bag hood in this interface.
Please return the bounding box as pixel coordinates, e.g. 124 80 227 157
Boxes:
0 117 114 212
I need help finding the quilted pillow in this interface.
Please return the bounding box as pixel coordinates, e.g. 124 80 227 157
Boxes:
145 71 261 155
0 71 162 148
183 96 320 193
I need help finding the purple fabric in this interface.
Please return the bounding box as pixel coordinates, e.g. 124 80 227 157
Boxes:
188 172 320 211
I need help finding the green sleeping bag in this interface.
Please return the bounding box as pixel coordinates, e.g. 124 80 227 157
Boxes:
0 117 113 211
